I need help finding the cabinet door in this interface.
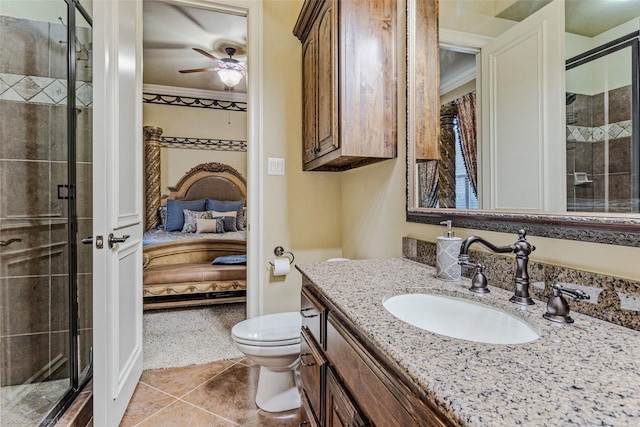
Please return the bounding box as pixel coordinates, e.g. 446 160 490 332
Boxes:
302 33 318 165
316 0 338 157
327 313 445 426
326 368 366 427
300 328 326 426
340 0 397 158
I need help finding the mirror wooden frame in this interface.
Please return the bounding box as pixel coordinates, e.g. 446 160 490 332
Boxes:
405 0 640 248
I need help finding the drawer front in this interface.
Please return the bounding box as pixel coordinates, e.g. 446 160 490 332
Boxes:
301 285 325 345
300 328 326 425
327 313 447 427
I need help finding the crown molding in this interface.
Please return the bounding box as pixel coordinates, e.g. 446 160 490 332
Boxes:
440 63 477 95
142 83 247 103
440 28 493 51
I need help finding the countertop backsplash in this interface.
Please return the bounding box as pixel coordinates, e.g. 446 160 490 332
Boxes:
403 237 640 331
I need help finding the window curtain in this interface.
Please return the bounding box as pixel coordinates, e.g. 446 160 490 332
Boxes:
439 104 458 208
455 92 478 196
416 160 439 208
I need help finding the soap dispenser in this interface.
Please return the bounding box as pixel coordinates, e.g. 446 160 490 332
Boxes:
436 220 462 281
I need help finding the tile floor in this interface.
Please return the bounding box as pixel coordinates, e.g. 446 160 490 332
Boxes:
120 357 303 426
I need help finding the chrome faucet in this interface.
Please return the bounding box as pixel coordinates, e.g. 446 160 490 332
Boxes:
458 229 536 305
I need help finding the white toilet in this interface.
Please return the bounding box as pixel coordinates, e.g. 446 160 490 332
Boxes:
231 311 301 412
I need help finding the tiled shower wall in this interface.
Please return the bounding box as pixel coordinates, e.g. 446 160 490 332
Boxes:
0 15 93 386
403 237 640 332
566 85 634 212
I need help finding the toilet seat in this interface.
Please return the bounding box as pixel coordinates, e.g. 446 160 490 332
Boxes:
232 336 300 347
231 312 301 347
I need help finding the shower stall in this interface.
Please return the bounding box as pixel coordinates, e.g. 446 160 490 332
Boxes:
1 0 93 424
566 31 640 213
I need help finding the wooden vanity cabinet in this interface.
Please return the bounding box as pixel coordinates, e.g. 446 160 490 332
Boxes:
293 0 398 172
300 287 327 426
300 281 453 427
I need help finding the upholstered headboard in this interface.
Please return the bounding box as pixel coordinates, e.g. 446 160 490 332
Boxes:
145 162 246 230
165 162 247 203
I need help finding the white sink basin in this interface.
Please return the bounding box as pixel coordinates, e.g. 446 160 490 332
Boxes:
383 293 540 344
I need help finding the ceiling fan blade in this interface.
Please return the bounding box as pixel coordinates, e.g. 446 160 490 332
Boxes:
179 67 217 74
193 47 219 61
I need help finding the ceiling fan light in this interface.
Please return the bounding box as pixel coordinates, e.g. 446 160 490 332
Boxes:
218 68 244 88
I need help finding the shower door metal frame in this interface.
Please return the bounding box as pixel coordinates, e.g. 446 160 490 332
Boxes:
44 0 93 424
566 31 640 213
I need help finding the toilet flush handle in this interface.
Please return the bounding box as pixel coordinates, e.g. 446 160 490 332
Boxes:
300 307 318 318
299 353 316 366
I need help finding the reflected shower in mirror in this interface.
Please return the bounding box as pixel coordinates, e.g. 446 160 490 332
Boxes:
566 37 639 213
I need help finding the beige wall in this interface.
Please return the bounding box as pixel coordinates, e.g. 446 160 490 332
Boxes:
261 0 342 314
143 103 247 195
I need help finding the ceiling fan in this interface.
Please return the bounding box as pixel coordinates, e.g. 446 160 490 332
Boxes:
179 47 246 90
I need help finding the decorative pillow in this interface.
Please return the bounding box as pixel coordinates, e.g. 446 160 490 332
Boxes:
212 216 237 232
157 206 167 229
210 210 237 218
209 210 238 232
182 209 212 232
196 218 226 234
212 254 247 265
206 199 245 230
166 199 206 231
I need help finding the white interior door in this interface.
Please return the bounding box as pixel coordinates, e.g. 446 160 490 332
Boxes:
480 0 566 211
92 0 144 425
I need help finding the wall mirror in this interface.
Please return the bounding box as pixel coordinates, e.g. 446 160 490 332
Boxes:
407 0 640 247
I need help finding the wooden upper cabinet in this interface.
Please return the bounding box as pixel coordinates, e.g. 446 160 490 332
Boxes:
302 33 318 165
294 0 397 171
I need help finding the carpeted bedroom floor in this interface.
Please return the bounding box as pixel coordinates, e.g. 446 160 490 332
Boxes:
143 303 246 370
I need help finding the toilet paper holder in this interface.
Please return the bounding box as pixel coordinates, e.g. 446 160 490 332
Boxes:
269 246 295 266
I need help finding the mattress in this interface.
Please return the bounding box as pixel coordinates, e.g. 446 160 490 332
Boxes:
142 228 247 246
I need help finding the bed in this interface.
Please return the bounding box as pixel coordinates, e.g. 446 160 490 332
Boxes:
142 162 247 310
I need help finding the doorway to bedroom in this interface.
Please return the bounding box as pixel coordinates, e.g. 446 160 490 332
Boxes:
140 0 249 370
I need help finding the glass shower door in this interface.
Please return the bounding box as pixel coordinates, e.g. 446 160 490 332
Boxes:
0 1 93 424
566 35 639 213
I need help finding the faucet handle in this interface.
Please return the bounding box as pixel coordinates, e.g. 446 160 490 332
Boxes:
459 262 490 294
543 284 590 324
515 229 535 253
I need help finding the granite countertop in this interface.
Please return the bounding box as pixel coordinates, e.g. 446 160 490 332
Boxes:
296 258 640 427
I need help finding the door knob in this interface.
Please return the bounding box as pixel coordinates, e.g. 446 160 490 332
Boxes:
81 237 93 245
108 233 130 249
